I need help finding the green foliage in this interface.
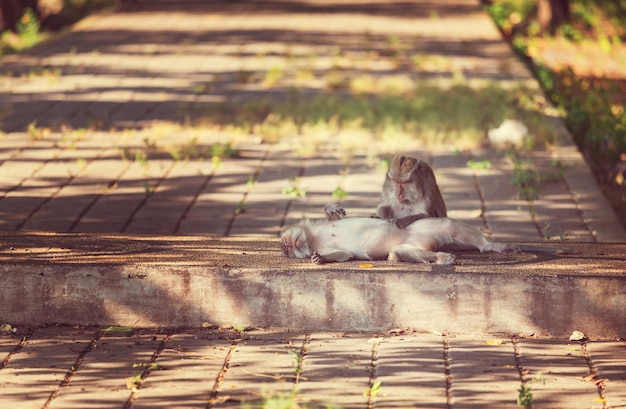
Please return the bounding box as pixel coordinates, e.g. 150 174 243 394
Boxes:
467 159 492 170
1 1 113 57
517 383 533 408
547 69 626 165
282 178 306 199
331 186 348 201
363 380 382 398
507 150 541 201
517 372 544 409
194 82 552 150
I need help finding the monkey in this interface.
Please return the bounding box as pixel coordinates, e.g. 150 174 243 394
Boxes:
375 155 447 229
280 204 519 265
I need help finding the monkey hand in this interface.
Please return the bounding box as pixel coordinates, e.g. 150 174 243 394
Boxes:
436 252 455 265
311 251 325 264
491 242 521 254
503 244 521 254
324 203 346 220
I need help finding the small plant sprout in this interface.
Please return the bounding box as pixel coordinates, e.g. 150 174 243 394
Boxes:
76 158 87 171
282 177 306 199
247 174 258 189
517 372 544 409
126 374 142 392
235 202 247 215
135 150 149 168
364 379 382 398
143 182 156 196
467 159 492 170
331 186 348 201
27 121 49 141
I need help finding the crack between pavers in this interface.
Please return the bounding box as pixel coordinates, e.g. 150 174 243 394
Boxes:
580 342 609 409
224 147 272 237
278 157 308 231
68 160 133 232
293 333 310 387
122 330 174 409
173 165 217 235
0 326 35 371
366 335 383 409
511 335 535 409
119 160 177 234
468 151 493 237
206 339 241 408
41 328 102 409
443 333 453 409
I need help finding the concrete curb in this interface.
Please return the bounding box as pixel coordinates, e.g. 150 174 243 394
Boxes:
2 233 624 339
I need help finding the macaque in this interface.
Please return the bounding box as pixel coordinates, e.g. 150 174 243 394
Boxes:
376 155 447 229
280 204 519 265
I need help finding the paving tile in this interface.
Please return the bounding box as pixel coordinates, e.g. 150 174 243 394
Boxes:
375 332 448 408
517 339 600 409
47 330 166 409
587 341 626 409
132 331 233 409
0 326 97 408
448 335 520 409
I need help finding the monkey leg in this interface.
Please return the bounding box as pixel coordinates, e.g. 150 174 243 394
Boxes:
388 244 455 265
449 220 520 254
311 250 354 264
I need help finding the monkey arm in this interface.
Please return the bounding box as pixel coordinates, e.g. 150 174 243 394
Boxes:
375 205 393 219
311 250 354 264
392 213 430 229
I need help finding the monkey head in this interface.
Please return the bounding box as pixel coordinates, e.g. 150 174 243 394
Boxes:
280 226 312 258
388 155 431 203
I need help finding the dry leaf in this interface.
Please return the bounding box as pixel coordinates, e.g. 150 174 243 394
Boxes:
359 263 374 268
486 339 503 346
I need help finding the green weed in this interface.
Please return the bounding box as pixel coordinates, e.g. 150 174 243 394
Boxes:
517 372 544 409
363 380 382 398
467 159 493 170
331 186 348 201
507 150 541 201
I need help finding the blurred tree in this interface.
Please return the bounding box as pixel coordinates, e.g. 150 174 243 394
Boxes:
537 0 570 33
1 0 38 32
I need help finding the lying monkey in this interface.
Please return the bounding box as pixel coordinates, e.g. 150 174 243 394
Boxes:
280 204 519 265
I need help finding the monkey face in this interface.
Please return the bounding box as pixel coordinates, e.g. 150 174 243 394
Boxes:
280 227 311 258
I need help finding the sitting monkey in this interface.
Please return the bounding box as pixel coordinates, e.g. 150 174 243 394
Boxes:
280 204 519 265
375 155 447 229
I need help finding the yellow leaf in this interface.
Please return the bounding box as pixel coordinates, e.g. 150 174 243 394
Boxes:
359 263 374 268
594 398 606 403
486 339 503 346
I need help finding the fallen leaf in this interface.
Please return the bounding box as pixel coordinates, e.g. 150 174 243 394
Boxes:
359 263 374 268
486 339 503 346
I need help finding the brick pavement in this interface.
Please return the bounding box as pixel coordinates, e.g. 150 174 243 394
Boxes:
0 0 623 242
1 326 625 409
1 0 626 407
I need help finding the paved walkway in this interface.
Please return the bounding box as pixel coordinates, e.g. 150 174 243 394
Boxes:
0 0 623 242
1 0 625 408
1 326 625 409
